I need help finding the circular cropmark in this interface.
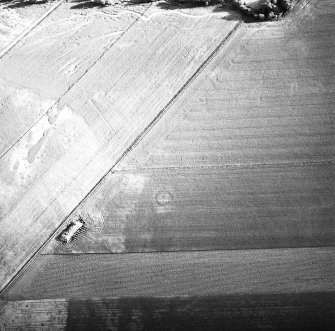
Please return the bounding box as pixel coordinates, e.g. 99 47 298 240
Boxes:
155 190 174 206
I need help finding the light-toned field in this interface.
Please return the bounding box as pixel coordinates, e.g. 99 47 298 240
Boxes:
0 0 150 155
0 1 58 54
0 0 334 328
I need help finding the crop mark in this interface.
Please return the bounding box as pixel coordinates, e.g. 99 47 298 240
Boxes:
89 99 115 132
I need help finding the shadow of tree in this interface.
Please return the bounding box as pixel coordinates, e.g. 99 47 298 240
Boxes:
70 0 101 9
155 0 216 10
158 1 241 21
66 0 242 23
124 0 249 22
3 0 48 9
0 0 101 9
68 0 214 11
2 0 293 23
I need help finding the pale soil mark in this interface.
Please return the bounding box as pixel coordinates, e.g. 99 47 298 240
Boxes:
0 0 66 59
0 1 151 157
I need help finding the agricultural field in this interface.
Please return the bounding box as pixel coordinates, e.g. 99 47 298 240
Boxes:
0 0 58 54
0 0 334 329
